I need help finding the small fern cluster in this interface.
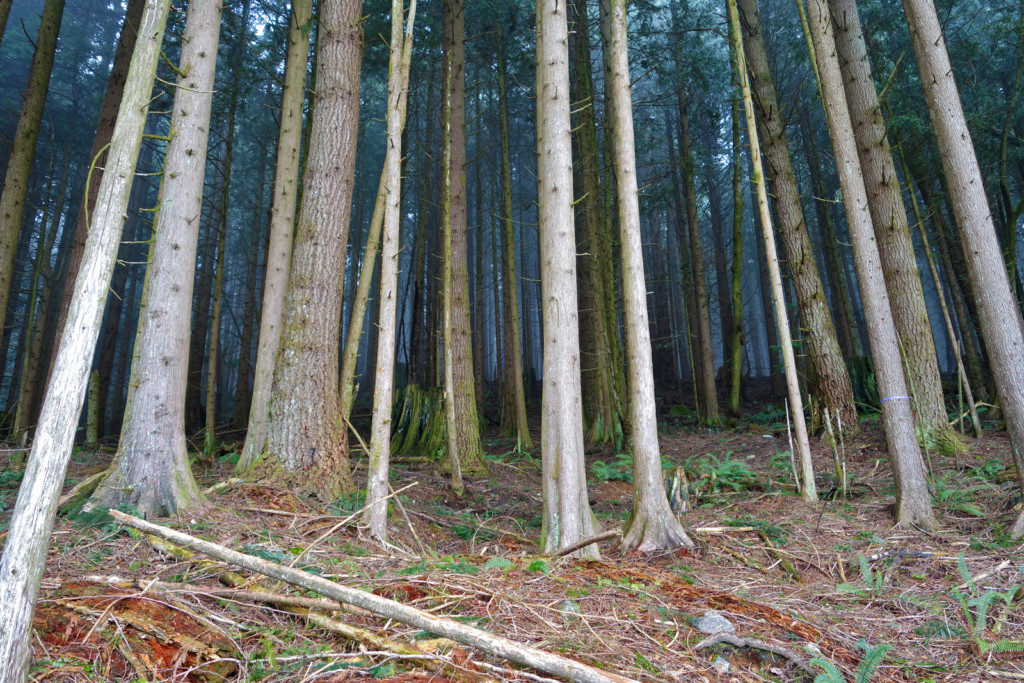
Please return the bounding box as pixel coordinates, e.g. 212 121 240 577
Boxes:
952 554 1023 655
810 639 892 683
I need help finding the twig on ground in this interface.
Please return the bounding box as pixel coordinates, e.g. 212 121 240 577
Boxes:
694 632 813 675
552 529 621 557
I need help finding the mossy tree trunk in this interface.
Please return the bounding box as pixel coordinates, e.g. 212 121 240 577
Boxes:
255 0 363 499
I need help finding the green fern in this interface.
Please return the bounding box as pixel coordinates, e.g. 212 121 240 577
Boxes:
809 658 844 683
854 639 892 683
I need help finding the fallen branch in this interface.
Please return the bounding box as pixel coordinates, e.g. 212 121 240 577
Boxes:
694 632 813 675
110 510 637 683
552 529 621 557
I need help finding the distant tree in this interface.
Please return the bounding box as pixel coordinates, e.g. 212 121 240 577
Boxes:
0 0 65 361
86 0 223 518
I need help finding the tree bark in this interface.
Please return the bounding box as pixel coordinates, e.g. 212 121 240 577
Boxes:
87 0 222 519
0 0 65 353
237 0 313 474
0 0 171 674
727 45 745 416
607 0 693 551
537 0 598 557
441 0 485 478
736 0 857 432
806 0 936 527
364 0 417 542
729 0 818 502
830 0 955 450
900 0 1024 535
256 0 363 499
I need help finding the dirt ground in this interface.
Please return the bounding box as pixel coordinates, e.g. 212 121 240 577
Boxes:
3 404 1023 682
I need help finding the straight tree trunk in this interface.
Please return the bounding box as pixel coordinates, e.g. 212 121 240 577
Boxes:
441 0 485 478
805 0 936 527
255 0 363 499
364 0 417 542
829 0 955 451
0 0 65 349
495 7 532 449
49 0 145 379
237 0 313 474
86 0 222 519
727 46 745 416
736 0 857 432
900 0 1024 535
536 0 598 557
729 0 818 502
607 0 693 551
0 0 171 673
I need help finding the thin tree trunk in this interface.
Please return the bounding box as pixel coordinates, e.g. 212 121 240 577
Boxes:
806 0 936 527
441 0 485 479
87 0 222 518
737 0 857 432
537 0 597 557
607 0 692 551
364 0 417 542
237 0 313 474
830 0 954 450
49 0 145 380
0 0 171 673
0 0 65 348
495 6 531 448
255 0 362 499
727 45 745 416
729 0 817 502
900 0 1024 535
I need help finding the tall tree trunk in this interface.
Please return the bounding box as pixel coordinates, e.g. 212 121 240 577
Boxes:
797 110 861 358
830 0 955 450
806 0 936 527
0 0 12 48
900 0 1024 535
729 0 817 501
364 0 417 542
737 0 857 432
536 0 597 557
0 0 65 351
49 0 145 382
255 0 362 499
727 46 745 416
495 7 531 448
607 0 692 551
237 0 313 474
87 0 222 518
441 0 485 478
0 0 171 673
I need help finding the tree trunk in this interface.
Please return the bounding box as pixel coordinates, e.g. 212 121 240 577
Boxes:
255 0 362 499
736 0 857 432
364 0 417 542
729 0 817 502
0 0 12 48
830 0 955 450
806 0 936 528
727 46 745 416
900 0 1024 535
86 0 222 519
441 0 485 478
237 0 313 474
495 7 531 449
0 0 171 673
536 0 598 557
0 0 65 351
607 0 692 551
49 0 145 382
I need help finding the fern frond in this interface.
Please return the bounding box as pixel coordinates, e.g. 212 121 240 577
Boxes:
809 657 844 683
854 640 892 683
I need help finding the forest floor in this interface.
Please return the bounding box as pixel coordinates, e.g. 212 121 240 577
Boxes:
2 403 1024 682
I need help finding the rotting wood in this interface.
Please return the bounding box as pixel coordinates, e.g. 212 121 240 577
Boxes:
110 509 638 683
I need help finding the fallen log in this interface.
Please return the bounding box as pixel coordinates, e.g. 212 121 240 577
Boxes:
110 509 637 683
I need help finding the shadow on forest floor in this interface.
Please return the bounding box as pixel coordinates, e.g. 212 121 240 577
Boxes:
2 409 1023 681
